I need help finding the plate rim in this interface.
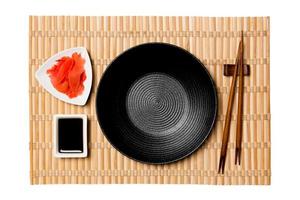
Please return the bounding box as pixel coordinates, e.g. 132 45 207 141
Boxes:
95 42 218 164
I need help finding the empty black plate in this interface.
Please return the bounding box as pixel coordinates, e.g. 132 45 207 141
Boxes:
96 43 217 164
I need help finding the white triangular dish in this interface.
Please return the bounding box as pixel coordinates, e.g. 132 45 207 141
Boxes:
35 47 92 106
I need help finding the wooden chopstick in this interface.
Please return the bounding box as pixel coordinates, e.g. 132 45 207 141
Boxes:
218 37 243 174
235 31 244 165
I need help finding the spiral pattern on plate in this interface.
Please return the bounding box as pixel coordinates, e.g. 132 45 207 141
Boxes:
126 73 189 135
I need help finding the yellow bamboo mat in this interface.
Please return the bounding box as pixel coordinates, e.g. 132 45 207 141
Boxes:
29 16 270 185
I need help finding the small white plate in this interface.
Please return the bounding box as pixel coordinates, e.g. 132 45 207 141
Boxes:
35 47 92 106
53 114 88 158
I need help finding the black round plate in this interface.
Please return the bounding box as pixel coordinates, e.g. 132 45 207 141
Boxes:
96 43 218 164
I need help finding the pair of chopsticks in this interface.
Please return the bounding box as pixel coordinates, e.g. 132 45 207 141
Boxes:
218 32 244 174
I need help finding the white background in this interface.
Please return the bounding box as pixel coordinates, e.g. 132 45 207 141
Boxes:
0 0 299 199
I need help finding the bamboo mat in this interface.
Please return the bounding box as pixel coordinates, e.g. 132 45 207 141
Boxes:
29 16 270 185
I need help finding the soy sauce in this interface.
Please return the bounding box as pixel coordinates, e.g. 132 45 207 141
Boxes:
58 118 83 153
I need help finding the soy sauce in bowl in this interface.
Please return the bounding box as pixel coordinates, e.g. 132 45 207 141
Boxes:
58 118 83 153
53 114 88 158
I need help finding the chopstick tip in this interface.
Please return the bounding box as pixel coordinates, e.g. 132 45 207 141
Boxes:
235 148 241 165
218 156 225 174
